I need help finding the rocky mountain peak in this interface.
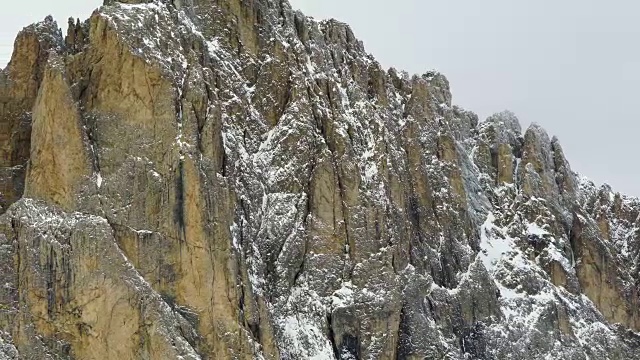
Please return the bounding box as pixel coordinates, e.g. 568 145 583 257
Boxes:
1 1 639 359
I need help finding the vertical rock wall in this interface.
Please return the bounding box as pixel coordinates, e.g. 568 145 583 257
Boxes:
0 1 638 359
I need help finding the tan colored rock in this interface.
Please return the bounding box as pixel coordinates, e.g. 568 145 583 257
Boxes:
1 199 200 360
571 213 640 331
0 17 63 211
24 55 92 211
495 143 514 184
1 1 639 359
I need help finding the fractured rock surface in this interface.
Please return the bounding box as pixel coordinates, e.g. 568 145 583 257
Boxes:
0 0 639 359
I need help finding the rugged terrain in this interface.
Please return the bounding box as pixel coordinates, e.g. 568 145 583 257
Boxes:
1 0 639 359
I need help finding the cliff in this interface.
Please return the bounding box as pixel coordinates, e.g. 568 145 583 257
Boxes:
0 1 639 359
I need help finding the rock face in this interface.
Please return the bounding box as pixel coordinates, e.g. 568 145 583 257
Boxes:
1 1 639 359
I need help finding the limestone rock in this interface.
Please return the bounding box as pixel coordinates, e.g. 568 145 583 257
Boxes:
0 17 64 212
24 54 92 211
0 1 639 359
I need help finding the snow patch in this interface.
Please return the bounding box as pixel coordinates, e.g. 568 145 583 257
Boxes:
478 213 514 272
526 222 549 237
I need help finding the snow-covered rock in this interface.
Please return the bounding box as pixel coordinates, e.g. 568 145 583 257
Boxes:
0 0 638 359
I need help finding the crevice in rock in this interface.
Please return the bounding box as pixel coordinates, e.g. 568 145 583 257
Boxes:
275 72 293 126
193 102 206 154
568 212 580 268
335 166 353 263
340 333 361 360
45 246 56 318
10 217 21 284
326 312 341 360
238 199 249 253
394 305 411 360
84 115 101 178
309 85 326 141
174 66 189 242
174 159 186 241
291 234 307 287
330 50 343 78
489 147 500 186
221 149 228 177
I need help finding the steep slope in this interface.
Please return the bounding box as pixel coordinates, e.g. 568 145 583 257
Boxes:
0 0 639 359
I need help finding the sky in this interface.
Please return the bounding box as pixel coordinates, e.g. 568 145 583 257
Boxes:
2 0 640 196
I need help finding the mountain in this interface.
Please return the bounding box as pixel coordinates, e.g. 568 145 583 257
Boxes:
1 0 639 359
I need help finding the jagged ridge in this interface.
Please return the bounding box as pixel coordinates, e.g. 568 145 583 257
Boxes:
0 0 639 359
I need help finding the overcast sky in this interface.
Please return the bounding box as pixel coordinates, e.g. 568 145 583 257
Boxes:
2 1 639 196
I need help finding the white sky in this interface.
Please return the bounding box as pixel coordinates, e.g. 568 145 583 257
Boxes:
2 0 640 196
0 2 97 65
